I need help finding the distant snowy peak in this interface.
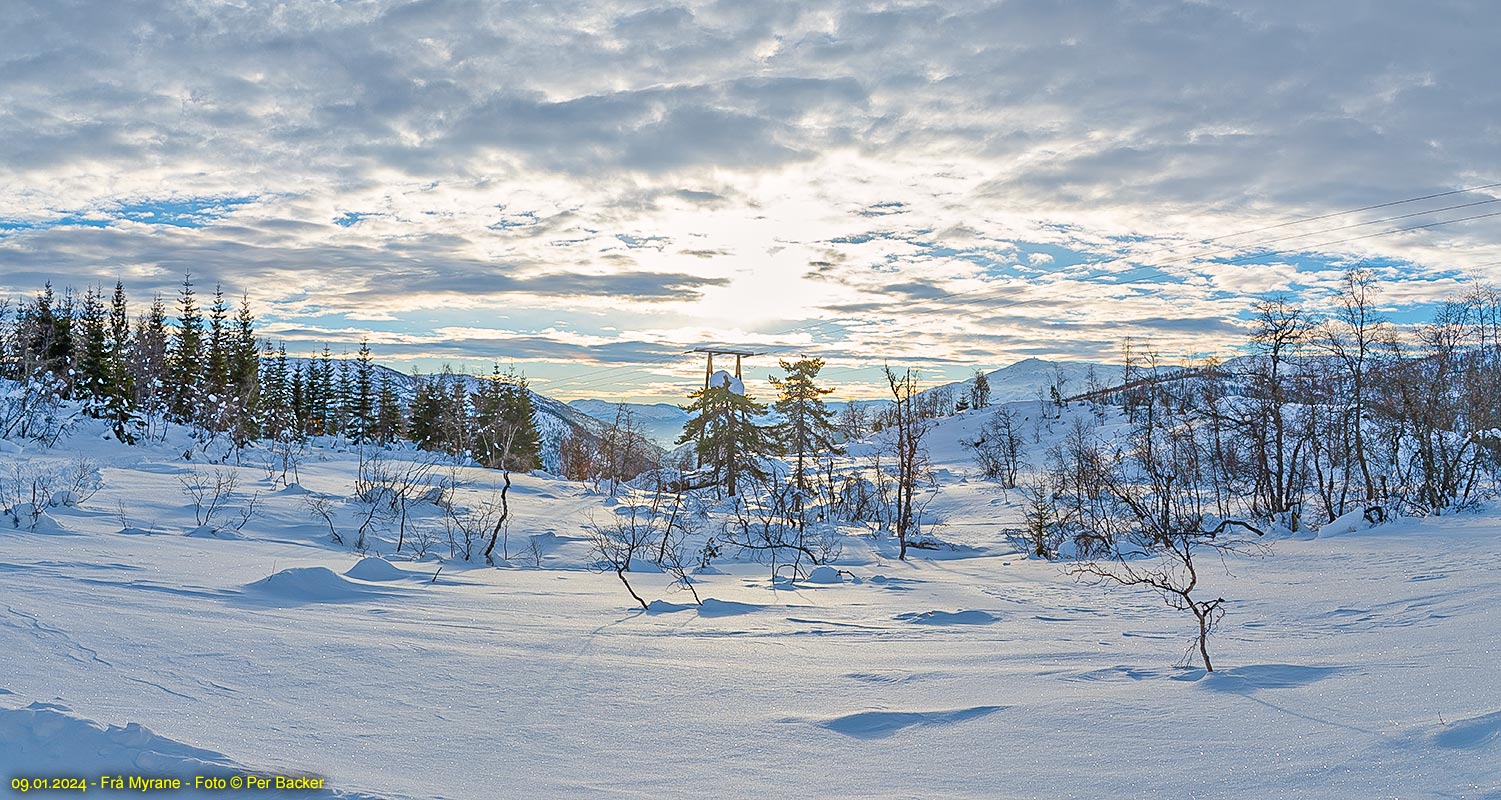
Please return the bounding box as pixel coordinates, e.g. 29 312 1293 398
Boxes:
922 357 1118 406
567 400 688 424
567 400 690 449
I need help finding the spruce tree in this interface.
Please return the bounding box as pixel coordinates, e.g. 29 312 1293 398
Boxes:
167 275 203 419
259 341 290 439
19 283 72 386
55 287 77 395
408 372 441 451
374 370 405 444
348 339 375 443
442 368 471 456
222 294 259 442
334 353 355 438
134 295 171 422
20 283 55 378
107 282 136 425
205 284 230 404
678 372 774 495
311 346 337 435
409 367 468 455
770 357 842 490
76 287 111 412
289 362 308 433
231 297 259 406
472 364 542 471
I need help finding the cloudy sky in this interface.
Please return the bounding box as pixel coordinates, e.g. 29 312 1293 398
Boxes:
2 1 1499 401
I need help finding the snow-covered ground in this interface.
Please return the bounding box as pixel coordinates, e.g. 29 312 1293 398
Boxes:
2 411 1499 799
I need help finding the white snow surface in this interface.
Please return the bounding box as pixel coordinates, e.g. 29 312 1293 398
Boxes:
1 410 1499 798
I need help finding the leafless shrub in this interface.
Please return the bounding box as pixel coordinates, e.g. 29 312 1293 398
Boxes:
2 463 59 530
304 494 343 545
721 474 823 581
522 535 546 569
0 373 75 446
178 467 239 529
584 497 673 610
230 490 260 533
61 455 102 506
356 450 440 553
262 432 305 489
443 494 498 562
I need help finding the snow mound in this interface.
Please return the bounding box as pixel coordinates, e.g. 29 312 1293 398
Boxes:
5 507 72 535
0 700 388 798
802 566 844 585
814 705 1006 739
646 599 694 614
708 369 744 395
1434 709 1501 750
245 567 395 603
896 609 999 625
0 700 236 774
344 557 412 582
1317 507 1376 537
697 598 762 617
185 524 241 539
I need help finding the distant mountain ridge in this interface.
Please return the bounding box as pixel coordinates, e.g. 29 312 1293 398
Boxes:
270 356 1119 466
916 357 1118 408
563 358 1121 446
566 400 689 449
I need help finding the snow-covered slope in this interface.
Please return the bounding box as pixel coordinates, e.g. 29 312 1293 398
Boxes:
3 408 1499 798
921 356 1116 406
279 357 637 471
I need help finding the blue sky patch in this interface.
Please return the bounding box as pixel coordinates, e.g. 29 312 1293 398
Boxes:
1 195 257 236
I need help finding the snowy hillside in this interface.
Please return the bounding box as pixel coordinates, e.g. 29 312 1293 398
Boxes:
2 403 1499 798
921 356 1116 406
281 356 632 471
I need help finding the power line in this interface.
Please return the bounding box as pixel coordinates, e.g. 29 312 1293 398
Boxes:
1195 180 1501 243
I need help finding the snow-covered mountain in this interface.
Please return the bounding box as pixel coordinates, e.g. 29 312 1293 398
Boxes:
569 360 1113 446
920 357 1118 408
5 374 1499 800
567 399 690 449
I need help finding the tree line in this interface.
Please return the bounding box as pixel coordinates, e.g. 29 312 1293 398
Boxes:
0 276 542 472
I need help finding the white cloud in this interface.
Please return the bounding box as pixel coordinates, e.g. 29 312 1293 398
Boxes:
2 0 1499 399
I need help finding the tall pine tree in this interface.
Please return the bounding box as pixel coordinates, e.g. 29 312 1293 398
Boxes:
205 285 230 405
770 357 842 490
76 287 111 412
679 372 774 496
167 275 203 420
134 295 170 422
348 339 376 444
472 364 542 472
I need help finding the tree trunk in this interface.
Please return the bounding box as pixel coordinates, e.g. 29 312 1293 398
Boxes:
1196 608 1214 672
483 469 512 565
616 565 648 610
